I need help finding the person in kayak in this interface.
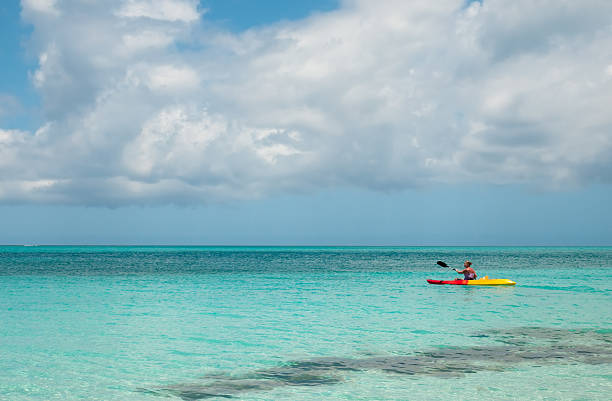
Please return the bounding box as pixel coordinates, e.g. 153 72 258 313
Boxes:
455 261 477 280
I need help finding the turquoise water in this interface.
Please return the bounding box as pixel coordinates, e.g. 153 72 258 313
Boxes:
1 246 611 400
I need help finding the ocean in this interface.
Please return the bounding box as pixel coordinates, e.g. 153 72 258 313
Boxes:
1 246 611 400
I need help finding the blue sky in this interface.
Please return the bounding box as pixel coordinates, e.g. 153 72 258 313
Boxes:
0 0 611 245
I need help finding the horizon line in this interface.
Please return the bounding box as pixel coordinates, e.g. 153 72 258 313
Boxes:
3 244 611 248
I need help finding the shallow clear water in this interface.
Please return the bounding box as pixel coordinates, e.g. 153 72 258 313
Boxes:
1 246 611 400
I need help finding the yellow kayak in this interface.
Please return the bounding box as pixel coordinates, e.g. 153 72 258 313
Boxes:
427 278 516 286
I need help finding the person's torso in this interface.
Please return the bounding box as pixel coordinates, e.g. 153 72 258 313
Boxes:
463 268 476 280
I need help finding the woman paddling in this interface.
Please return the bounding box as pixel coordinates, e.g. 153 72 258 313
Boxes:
455 261 477 280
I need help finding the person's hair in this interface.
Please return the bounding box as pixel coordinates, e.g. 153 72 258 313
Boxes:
465 261 472 267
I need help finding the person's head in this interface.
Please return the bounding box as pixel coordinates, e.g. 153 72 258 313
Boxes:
464 261 472 268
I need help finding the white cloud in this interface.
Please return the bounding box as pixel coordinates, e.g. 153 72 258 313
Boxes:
146 65 201 91
115 0 200 22
122 31 174 51
122 106 225 177
0 128 27 145
22 0 59 15
3 0 612 204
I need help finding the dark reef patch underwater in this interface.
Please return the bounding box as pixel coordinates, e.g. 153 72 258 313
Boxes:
140 327 612 400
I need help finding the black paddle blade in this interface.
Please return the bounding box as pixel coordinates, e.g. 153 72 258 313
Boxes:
436 261 449 268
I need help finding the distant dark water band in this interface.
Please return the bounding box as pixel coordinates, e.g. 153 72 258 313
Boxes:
141 327 612 400
2 248 612 275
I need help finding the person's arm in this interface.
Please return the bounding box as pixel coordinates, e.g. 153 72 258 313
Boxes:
454 268 466 274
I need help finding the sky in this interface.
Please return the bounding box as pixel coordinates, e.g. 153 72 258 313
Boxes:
0 0 611 245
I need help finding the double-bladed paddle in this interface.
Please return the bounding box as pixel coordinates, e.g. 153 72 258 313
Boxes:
436 261 455 271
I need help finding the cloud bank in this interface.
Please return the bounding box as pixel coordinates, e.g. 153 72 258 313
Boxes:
2 0 612 205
